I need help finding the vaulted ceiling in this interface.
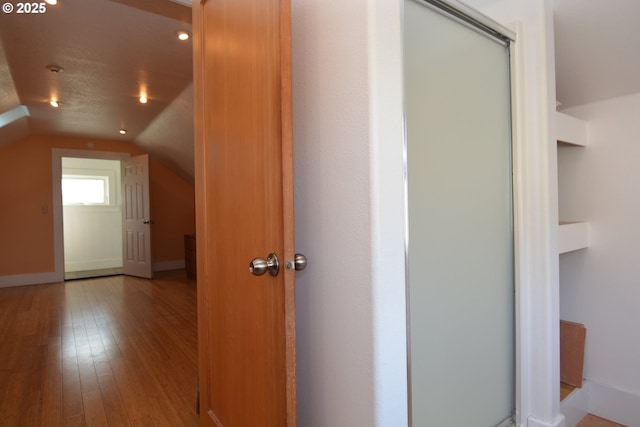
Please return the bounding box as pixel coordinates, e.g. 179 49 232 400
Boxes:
0 0 194 178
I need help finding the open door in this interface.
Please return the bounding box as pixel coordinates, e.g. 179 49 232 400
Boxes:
121 154 153 279
193 0 297 426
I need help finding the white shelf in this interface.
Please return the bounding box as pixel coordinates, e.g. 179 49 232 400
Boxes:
556 111 588 146
559 222 589 254
557 111 589 254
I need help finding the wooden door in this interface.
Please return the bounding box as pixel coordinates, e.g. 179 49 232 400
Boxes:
121 154 153 279
193 0 296 426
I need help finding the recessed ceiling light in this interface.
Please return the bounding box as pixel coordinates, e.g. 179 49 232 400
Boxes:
119 129 127 135
177 31 190 41
139 96 148 104
45 0 57 5
46 64 63 73
49 100 60 108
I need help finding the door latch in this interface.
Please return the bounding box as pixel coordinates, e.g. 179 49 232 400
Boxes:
249 253 280 276
285 253 307 271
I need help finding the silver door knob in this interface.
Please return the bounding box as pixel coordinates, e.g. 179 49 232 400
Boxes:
286 253 307 271
249 253 280 276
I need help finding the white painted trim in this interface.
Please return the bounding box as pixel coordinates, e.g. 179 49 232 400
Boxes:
153 259 185 272
51 149 131 282
588 380 640 426
560 383 589 427
65 258 123 272
0 260 187 288
558 222 589 254
556 112 587 147
527 415 566 427
507 2 561 425
0 272 59 288
560 380 640 427
368 0 409 425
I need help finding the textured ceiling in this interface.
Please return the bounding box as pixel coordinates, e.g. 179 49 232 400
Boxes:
0 0 194 177
552 0 640 109
2 0 635 170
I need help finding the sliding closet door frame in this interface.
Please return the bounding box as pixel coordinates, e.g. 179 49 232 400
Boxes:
402 0 520 425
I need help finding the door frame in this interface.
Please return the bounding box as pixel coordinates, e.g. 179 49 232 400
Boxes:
51 148 131 282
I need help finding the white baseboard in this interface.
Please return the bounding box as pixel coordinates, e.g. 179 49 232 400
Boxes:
561 380 640 427
1 259 185 288
588 380 640 426
64 258 122 272
0 271 62 288
153 259 185 272
527 415 566 427
561 383 589 427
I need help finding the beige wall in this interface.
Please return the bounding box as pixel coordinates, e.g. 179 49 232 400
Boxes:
0 134 195 277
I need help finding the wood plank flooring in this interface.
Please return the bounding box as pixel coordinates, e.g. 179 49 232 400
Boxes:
561 382 576 401
577 414 627 427
0 270 199 427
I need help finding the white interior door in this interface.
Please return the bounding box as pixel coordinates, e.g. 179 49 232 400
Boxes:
121 154 153 278
405 0 514 425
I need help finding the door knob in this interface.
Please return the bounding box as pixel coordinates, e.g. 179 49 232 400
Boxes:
286 253 307 271
249 253 280 276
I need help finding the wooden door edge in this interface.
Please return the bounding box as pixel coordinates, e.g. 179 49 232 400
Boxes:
191 1 214 425
280 1 297 426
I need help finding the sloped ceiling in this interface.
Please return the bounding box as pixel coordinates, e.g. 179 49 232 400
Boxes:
0 41 30 144
0 0 194 179
552 0 640 109
136 83 194 179
2 0 637 169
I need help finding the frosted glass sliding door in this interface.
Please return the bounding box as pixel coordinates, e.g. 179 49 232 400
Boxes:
404 1 514 425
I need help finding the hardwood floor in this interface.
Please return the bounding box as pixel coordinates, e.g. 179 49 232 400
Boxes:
577 414 627 427
561 381 576 400
0 270 199 427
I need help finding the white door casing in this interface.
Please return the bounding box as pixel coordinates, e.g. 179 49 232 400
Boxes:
51 148 131 283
